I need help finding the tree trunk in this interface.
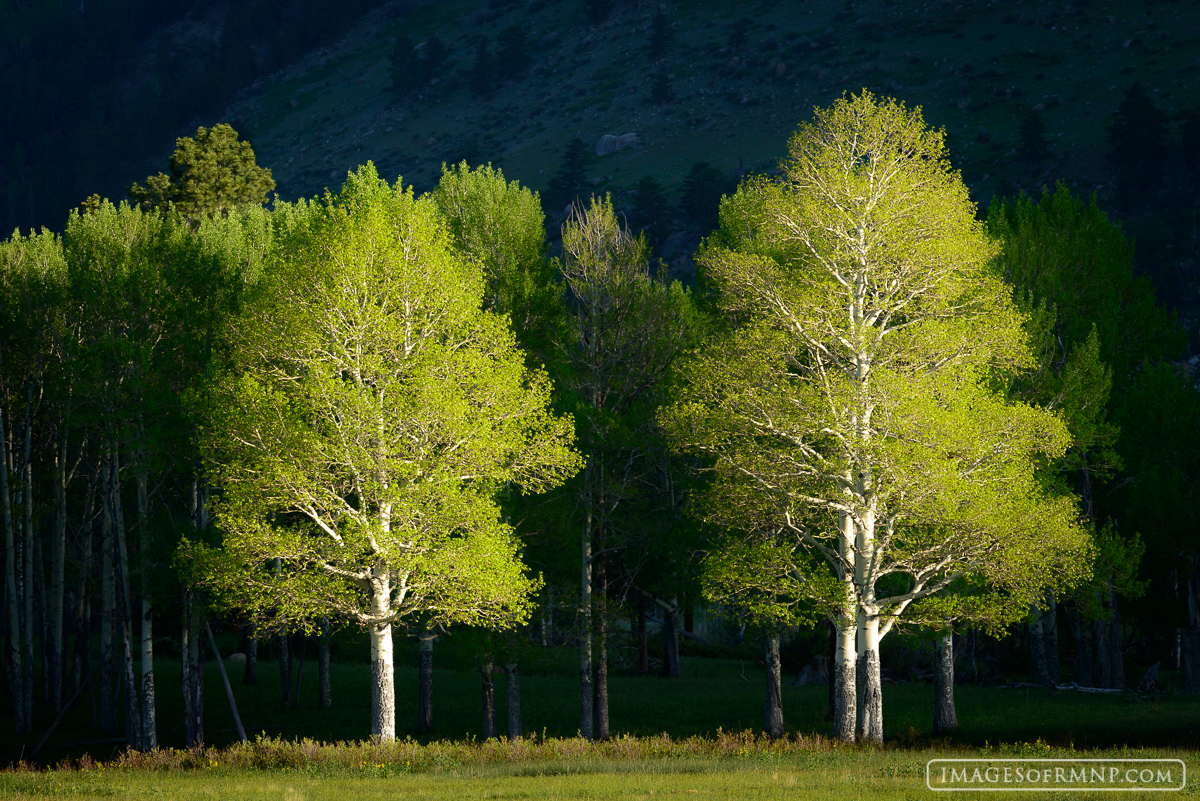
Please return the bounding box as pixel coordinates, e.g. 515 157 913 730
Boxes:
1107 580 1124 690
579 463 594 740
20 391 34 734
135 460 155 750
834 620 856 743
181 588 204 747
110 445 140 749
933 630 957 733
291 633 306 709
1028 604 1049 685
1184 572 1199 695
636 594 648 677
764 632 783 738
856 620 883 745
1068 606 1093 686
99 470 116 735
243 624 258 686
1093 590 1112 689
318 617 331 709
1 401 27 733
418 631 435 733
48 433 67 715
480 662 498 740
368 618 395 742
595 532 609 740
277 633 291 708
504 662 521 740
660 599 680 678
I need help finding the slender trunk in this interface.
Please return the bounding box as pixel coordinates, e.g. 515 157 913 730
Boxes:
480 661 498 740
764 632 783 738
636 594 648 677
1184 572 1200 695
1 400 27 733
418 631 434 733
110 445 140 748
72 486 93 698
541 587 551 648
1108 579 1124 689
292 633 306 708
1028 603 1049 685
242 624 258 686
135 455 154 750
1093 598 1112 689
504 662 521 740
579 463 594 740
856 616 883 745
661 599 680 678
834 510 856 742
186 591 204 746
595 529 609 740
48 433 67 714
277 633 291 708
205 622 246 743
1044 593 1060 685
318 617 331 709
98 464 116 735
21 389 34 732
1068 606 1093 686
368 619 395 741
933 630 957 733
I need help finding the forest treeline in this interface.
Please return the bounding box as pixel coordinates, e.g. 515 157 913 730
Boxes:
1 93 1199 753
0 0 389 240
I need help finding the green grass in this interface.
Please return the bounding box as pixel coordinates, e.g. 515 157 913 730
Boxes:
7 648 1199 767
1 748 1197 799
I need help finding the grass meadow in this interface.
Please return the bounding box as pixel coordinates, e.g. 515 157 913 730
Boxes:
1 647 1198 798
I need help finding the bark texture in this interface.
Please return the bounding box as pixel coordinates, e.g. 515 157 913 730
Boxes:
369 621 395 741
504 662 521 741
318 617 331 709
480 662 498 740
933 631 957 733
764 633 784 738
418 631 435 733
833 623 856 742
856 648 883 745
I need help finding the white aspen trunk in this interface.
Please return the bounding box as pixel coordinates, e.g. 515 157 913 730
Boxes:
579 462 594 740
856 614 883 745
0 401 27 733
135 441 155 749
933 630 957 733
181 591 195 747
764 632 783 738
368 574 395 742
504 662 521 741
833 510 857 743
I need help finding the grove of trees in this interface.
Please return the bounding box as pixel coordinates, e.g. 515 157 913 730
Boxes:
1 91 1197 753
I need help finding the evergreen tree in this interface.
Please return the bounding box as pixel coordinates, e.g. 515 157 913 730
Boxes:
470 37 495 97
680 161 729 232
649 11 672 59
127 124 274 220
631 175 670 250
1019 110 1050 164
496 24 531 81
650 73 673 105
389 35 420 93
545 138 593 213
1107 83 1168 207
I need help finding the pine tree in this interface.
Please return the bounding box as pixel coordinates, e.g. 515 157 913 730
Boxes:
680 161 729 232
496 25 531 80
1107 83 1168 207
631 176 670 249
650 73 673 105
545 138 592 213
1019 110 1050 164
649 11 672 59
470 37 495 97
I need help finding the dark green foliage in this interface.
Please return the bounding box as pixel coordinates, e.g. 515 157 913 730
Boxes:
681 161 730 232
496 25 531 80
631 176 671 249
470 37 496 97
649 11 672 59
1107 83 1168 207
1018 111 1049 163
650 73 673 105
584 0 613 24
127 124 275 219
545 138 593 213
389 36 420 93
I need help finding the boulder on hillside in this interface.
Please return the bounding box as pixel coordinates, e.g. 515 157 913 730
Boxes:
615 132 640 150
595 134 619 156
